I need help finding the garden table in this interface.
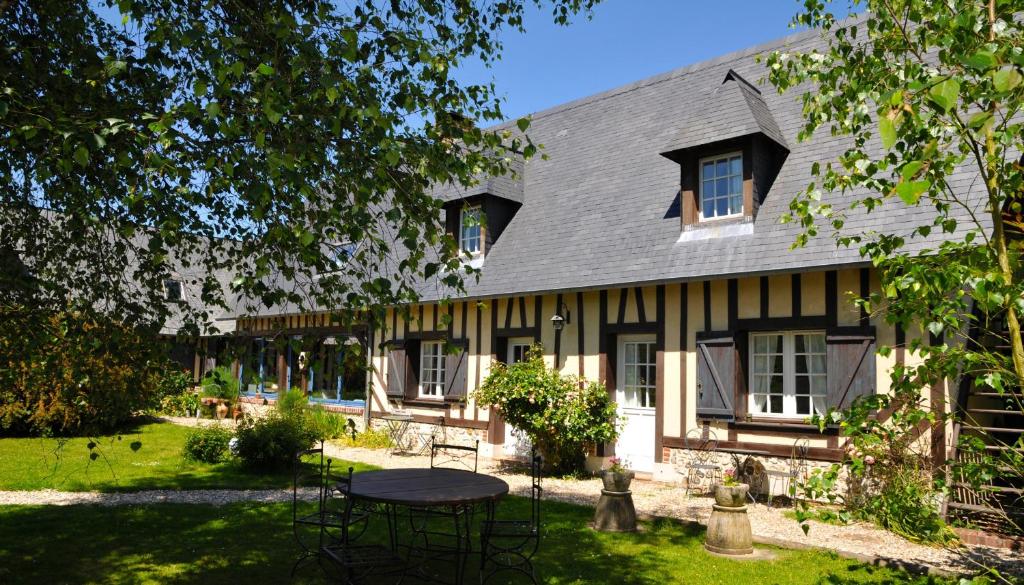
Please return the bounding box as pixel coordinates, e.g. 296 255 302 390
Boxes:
381 412 413 454
338 468 509 585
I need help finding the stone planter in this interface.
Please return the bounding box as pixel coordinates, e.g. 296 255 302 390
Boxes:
713 483 749 507
600 470 635 492
593 470 638 532
704 483 753 556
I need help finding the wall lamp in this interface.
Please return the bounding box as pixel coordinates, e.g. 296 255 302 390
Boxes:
550 303 571 331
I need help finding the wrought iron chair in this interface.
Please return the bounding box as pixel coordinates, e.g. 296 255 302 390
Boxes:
677 427 722 495
407 439 481 581
479 450 542 584
430 438 480 473
765 438 811 507
291 443 368 576
320 467 408 584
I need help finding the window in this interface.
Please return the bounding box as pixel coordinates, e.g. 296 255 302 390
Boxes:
419 340 447 398
508 338 532 364
749 331 826 417
700 153 743 220
460 206 482 255
164 279 182 302
622 340 656 409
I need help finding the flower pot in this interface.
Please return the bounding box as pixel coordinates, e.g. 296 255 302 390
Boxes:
600 470 635 493
713 483 749 507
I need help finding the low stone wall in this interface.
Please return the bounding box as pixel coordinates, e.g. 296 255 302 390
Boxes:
368 418 487 451
662 446 842 498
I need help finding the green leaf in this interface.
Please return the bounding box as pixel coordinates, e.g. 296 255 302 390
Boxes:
878 116 896 149
927 78 959 112
206 101 221 118
0 101 7 118
967 111 994 131
73 146 89 167
263 102 282 124
516 117 530 132
900 161 924 181
894 180 930 205
89 134 106 149
256 63 274 76
299 230 314 247
193 80 207 95
992 66 1022 93
962 50 997 71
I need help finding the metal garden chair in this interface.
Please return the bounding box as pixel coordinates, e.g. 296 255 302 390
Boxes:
320 467 408 584
407 439 481 580
677 427 722 495
479 450 542 584
765 438 811 507
291 443 368 576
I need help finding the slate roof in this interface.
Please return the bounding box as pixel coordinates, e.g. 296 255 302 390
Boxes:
660 69 787 156
434 154 525 204
415 22 985 303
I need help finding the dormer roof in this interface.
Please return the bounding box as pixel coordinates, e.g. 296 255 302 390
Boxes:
433 154 525 204
660 69 787 161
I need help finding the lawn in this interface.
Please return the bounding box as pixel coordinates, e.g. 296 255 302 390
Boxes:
0 498 952 585
0 420 376 492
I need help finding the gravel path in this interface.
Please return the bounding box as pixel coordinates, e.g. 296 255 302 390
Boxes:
0 487 317 507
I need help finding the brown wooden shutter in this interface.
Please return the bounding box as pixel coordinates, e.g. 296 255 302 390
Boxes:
826 328 876 410
444 340 469 402
404 340 421 400
385 345 406 398
696 333 736 420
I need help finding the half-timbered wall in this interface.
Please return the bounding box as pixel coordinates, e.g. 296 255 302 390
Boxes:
363 267 951 469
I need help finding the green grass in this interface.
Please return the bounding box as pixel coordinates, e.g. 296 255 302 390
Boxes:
0 498 953 585
0 420 377 492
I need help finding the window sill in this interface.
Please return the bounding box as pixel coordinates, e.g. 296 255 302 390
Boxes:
401 398 449 409
731 419 837 435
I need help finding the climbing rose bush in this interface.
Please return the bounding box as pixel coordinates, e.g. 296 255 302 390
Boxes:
474 345 618 475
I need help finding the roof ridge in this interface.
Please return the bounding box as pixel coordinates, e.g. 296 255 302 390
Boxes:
486 22 830 132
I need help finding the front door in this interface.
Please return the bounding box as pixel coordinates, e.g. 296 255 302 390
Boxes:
503 337 534 459
616 335 657 472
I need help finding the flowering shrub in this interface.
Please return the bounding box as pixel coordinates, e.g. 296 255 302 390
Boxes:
606 457 628 474
474 345 618 475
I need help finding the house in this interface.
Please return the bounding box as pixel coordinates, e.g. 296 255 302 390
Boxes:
200 24 977 484
355 24 973 482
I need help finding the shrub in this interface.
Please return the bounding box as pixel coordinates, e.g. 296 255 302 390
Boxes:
474 345 618 475
183 425 233 463
159 392 201 417
233 412 318 471
339 426 391 449
306 406 356 440
157 368 193 399
0 310 167 437
276 387 308 416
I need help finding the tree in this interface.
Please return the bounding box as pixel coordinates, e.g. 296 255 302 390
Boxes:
0 0 598 335
764 0 1024 541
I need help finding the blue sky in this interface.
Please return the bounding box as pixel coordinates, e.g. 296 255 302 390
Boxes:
457 0 850 121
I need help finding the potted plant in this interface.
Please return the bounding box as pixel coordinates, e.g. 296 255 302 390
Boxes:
714 468 749 507
600 457 634 492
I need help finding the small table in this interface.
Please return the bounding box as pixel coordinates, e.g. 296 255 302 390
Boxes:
381 413 414 453
340 468 509 584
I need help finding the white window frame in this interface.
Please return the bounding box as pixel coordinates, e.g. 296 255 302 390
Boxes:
459 206 482 256
418 340 447 398
698 151 744 222
620 337 657 410
748 330 827 418
507 337 533 364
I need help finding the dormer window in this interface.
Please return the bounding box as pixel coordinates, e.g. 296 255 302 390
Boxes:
164 279 182 302
460 206 482 256
700 152 743 220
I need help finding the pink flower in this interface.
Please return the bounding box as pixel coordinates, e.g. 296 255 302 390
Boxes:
864 455 876 465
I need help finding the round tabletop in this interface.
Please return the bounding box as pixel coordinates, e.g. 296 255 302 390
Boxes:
343 468 509 507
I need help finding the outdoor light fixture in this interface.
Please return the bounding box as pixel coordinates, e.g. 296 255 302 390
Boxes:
550 303 571 331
